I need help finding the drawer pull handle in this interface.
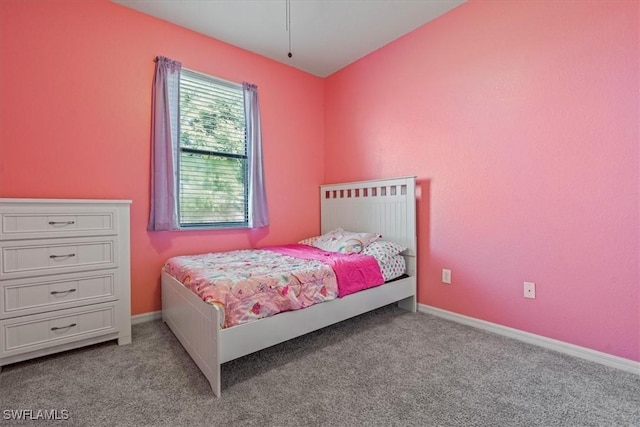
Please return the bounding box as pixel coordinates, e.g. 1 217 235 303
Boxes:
51 323 77 331
49 253 76 259
48 221 75 225
50 289 77 295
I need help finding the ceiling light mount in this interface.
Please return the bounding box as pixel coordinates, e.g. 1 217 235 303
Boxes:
286 0 292 58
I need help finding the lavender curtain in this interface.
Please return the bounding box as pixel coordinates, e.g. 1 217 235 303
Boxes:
243 82 269 228
148 56 181 231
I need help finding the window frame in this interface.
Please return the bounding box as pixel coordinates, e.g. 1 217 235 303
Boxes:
177 68 249 229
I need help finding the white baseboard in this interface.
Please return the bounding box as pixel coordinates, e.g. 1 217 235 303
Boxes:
131 310 162 325
418 304 640 376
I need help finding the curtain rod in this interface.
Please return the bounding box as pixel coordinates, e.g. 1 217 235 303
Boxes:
154 56 244 89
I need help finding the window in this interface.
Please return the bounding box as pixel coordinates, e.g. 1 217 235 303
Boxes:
178 69 248 228
148 57 268 232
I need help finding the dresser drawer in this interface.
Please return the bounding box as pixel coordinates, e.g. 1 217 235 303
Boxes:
0 303 117 358
1 202 119 240
1 270 117 318
0 237 117 280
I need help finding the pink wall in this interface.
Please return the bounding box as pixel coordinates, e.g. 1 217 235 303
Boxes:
0 0 325 315
1 0 637 363
325 1 639 361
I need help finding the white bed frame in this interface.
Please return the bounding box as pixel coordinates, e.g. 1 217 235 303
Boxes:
161 176 417 396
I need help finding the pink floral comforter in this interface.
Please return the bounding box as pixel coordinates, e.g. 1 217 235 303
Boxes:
163 245 384 328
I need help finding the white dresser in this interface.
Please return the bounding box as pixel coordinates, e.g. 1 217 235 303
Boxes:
0 199 131 371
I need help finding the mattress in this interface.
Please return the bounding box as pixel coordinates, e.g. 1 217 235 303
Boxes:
163 244 399 328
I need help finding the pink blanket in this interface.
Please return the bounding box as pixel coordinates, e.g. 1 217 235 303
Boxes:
265 244 384 297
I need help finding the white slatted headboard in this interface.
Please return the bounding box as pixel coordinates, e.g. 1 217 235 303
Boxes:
320 176 417 275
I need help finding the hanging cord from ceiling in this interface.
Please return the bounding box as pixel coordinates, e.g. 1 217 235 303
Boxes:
286 0 292 58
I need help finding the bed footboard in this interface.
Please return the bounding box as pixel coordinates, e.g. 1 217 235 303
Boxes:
161 272 222 396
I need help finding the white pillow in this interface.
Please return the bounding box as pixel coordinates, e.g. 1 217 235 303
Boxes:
298 228 342 247
299 228 380 254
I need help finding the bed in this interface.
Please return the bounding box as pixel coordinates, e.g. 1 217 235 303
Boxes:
161 176 417 396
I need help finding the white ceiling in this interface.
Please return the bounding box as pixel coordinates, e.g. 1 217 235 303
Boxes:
112 0 466 77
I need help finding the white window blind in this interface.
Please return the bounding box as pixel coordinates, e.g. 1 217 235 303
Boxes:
178 69 248 227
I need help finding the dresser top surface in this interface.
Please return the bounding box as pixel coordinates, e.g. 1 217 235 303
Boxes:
0 198 132 205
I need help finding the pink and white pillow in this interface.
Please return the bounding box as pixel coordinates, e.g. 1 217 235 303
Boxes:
361 240 407 264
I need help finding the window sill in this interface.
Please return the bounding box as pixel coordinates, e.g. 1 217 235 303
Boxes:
179 224 249 231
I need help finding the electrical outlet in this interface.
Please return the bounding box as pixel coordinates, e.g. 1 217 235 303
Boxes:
442 269 451 284
524 282 536 299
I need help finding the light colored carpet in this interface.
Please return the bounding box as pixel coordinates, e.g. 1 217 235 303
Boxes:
1 305 638 426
